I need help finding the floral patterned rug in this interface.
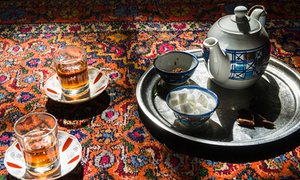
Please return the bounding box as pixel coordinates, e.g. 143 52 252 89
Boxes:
0 0 299 179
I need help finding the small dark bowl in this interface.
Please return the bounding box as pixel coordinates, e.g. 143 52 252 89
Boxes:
166 85 219 130
153 51 199 85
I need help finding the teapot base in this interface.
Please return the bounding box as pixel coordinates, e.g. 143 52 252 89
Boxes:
210 77 260 89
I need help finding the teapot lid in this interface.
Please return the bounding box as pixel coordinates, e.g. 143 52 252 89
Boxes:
217 6 261 35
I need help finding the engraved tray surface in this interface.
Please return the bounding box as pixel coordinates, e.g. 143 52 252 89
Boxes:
136 54 300 150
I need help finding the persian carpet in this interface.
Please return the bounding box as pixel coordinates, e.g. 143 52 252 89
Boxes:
0 0 299 179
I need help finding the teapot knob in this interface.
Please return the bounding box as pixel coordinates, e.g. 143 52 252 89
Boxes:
233 6 250 33
234 6 248 19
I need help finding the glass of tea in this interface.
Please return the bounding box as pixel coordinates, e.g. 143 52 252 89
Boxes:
53 45 89 97
14 112 60 177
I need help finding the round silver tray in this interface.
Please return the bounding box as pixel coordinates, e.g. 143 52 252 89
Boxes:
136 52 300 160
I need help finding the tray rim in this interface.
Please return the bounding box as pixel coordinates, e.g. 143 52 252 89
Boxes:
136 55 300 147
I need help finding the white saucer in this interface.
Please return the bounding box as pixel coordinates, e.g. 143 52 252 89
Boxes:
44 67 109 104
4 131 82 180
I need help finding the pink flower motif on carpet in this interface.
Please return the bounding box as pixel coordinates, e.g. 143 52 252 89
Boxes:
94 150 115 169
7 46 23 55
158 43 174 53
174 23 186 30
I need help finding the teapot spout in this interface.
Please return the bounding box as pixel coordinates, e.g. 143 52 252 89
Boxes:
203 37 230 82
248 5 267 27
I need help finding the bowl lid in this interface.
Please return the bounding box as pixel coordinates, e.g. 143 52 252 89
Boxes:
217 6 261 35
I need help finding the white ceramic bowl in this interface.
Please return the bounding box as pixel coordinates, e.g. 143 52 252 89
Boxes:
166 85 219 130
153 51 199 85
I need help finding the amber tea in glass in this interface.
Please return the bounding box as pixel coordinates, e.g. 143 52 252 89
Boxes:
14 112 60 177
54 45 89 96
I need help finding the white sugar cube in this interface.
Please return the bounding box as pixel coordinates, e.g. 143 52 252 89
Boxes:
198 93 208 107
177 92 188 104
169 96 180 107
169 91 178 99
186 93 197 102
168 87 217 115
191 89 201 96
195 103 210 114
207 98 216 109
180 102 195 114
194 109 200 114
172 104 182 112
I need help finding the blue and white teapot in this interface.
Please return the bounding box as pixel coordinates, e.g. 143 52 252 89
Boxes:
203 5 269 89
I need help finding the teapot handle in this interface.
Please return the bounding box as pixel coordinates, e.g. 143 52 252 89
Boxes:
247 5 267 27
